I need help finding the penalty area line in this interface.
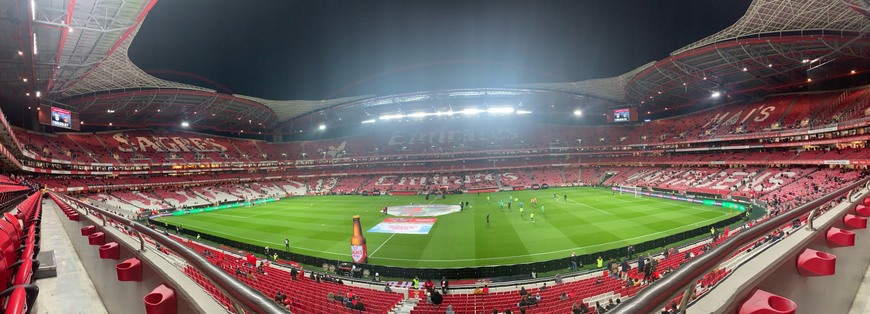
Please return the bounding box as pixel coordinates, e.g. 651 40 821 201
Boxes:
565 198 614 215
368 233 397 257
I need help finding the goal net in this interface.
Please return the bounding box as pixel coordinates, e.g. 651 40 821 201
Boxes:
616 185 642 198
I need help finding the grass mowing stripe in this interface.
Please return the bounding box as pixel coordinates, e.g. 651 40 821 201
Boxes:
157 187 739 267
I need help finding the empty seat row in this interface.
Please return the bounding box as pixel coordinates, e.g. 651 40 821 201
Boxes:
0 190 43 314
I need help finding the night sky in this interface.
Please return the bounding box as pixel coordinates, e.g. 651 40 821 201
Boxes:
128 0 751 101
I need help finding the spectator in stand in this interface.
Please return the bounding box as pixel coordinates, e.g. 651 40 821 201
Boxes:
441 276 449 294
571 251 578 270
637 255 645 272
431 291 443 305
519 286 527 295
445 305 455 314
290 267 298 280
518 295 531 308
596 301 606 313
621 259 630 279
482 285 489 294
246 253 256 267
424 278 435 293
353 296 366 311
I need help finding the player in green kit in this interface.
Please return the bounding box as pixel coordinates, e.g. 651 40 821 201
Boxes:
530 212 535 223
520 206 524 217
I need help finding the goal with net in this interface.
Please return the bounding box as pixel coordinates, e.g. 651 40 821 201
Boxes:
616 185 642 198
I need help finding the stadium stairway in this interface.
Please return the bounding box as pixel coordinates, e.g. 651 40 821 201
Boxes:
393 298 419 314
33 198 108 313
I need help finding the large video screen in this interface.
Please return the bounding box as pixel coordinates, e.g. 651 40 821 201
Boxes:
50 107 71 128
613 108 630 122
608 107 638 123
38 105 80 131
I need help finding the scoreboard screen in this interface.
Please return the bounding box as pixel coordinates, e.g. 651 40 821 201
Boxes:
608 108 638 123
37 105 81 131
50 107 71 128
613 108 630 122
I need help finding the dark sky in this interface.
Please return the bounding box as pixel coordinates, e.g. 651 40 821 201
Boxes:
128 0 751 100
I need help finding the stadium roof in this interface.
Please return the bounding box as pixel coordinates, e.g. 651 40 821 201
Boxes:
517 0 870 112
1 0 868 132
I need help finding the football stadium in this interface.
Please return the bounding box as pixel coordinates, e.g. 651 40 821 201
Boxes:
0 0 868 313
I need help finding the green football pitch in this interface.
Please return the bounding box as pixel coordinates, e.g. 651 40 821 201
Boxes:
156 187 739 268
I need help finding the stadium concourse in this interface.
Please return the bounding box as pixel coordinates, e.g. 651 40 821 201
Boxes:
0 0 869 312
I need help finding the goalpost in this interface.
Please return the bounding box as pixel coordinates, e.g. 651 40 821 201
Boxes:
617 185 642 198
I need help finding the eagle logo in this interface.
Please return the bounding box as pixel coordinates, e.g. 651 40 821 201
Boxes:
327 141 347 158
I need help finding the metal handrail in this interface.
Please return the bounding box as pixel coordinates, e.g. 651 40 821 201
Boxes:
612 176 870 314
52 192 287 314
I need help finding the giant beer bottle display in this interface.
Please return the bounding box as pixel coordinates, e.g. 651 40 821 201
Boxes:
351 215 368 264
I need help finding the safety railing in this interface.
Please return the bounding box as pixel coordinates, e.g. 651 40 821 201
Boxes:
51 192 287 314
611 176 870 313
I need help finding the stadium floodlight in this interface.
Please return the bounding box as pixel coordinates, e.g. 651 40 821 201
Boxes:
573 109 583 116
107 109 115 113
486 107 514 114
379 114 404 120
318 124 326 130
461 108 483 115
35 91 40 98
711 91 721 98
408 112 429 118
516 110 532 115
181 121 190 127
361 119 376 124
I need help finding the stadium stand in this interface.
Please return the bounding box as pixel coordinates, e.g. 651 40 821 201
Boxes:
0 0 867 312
